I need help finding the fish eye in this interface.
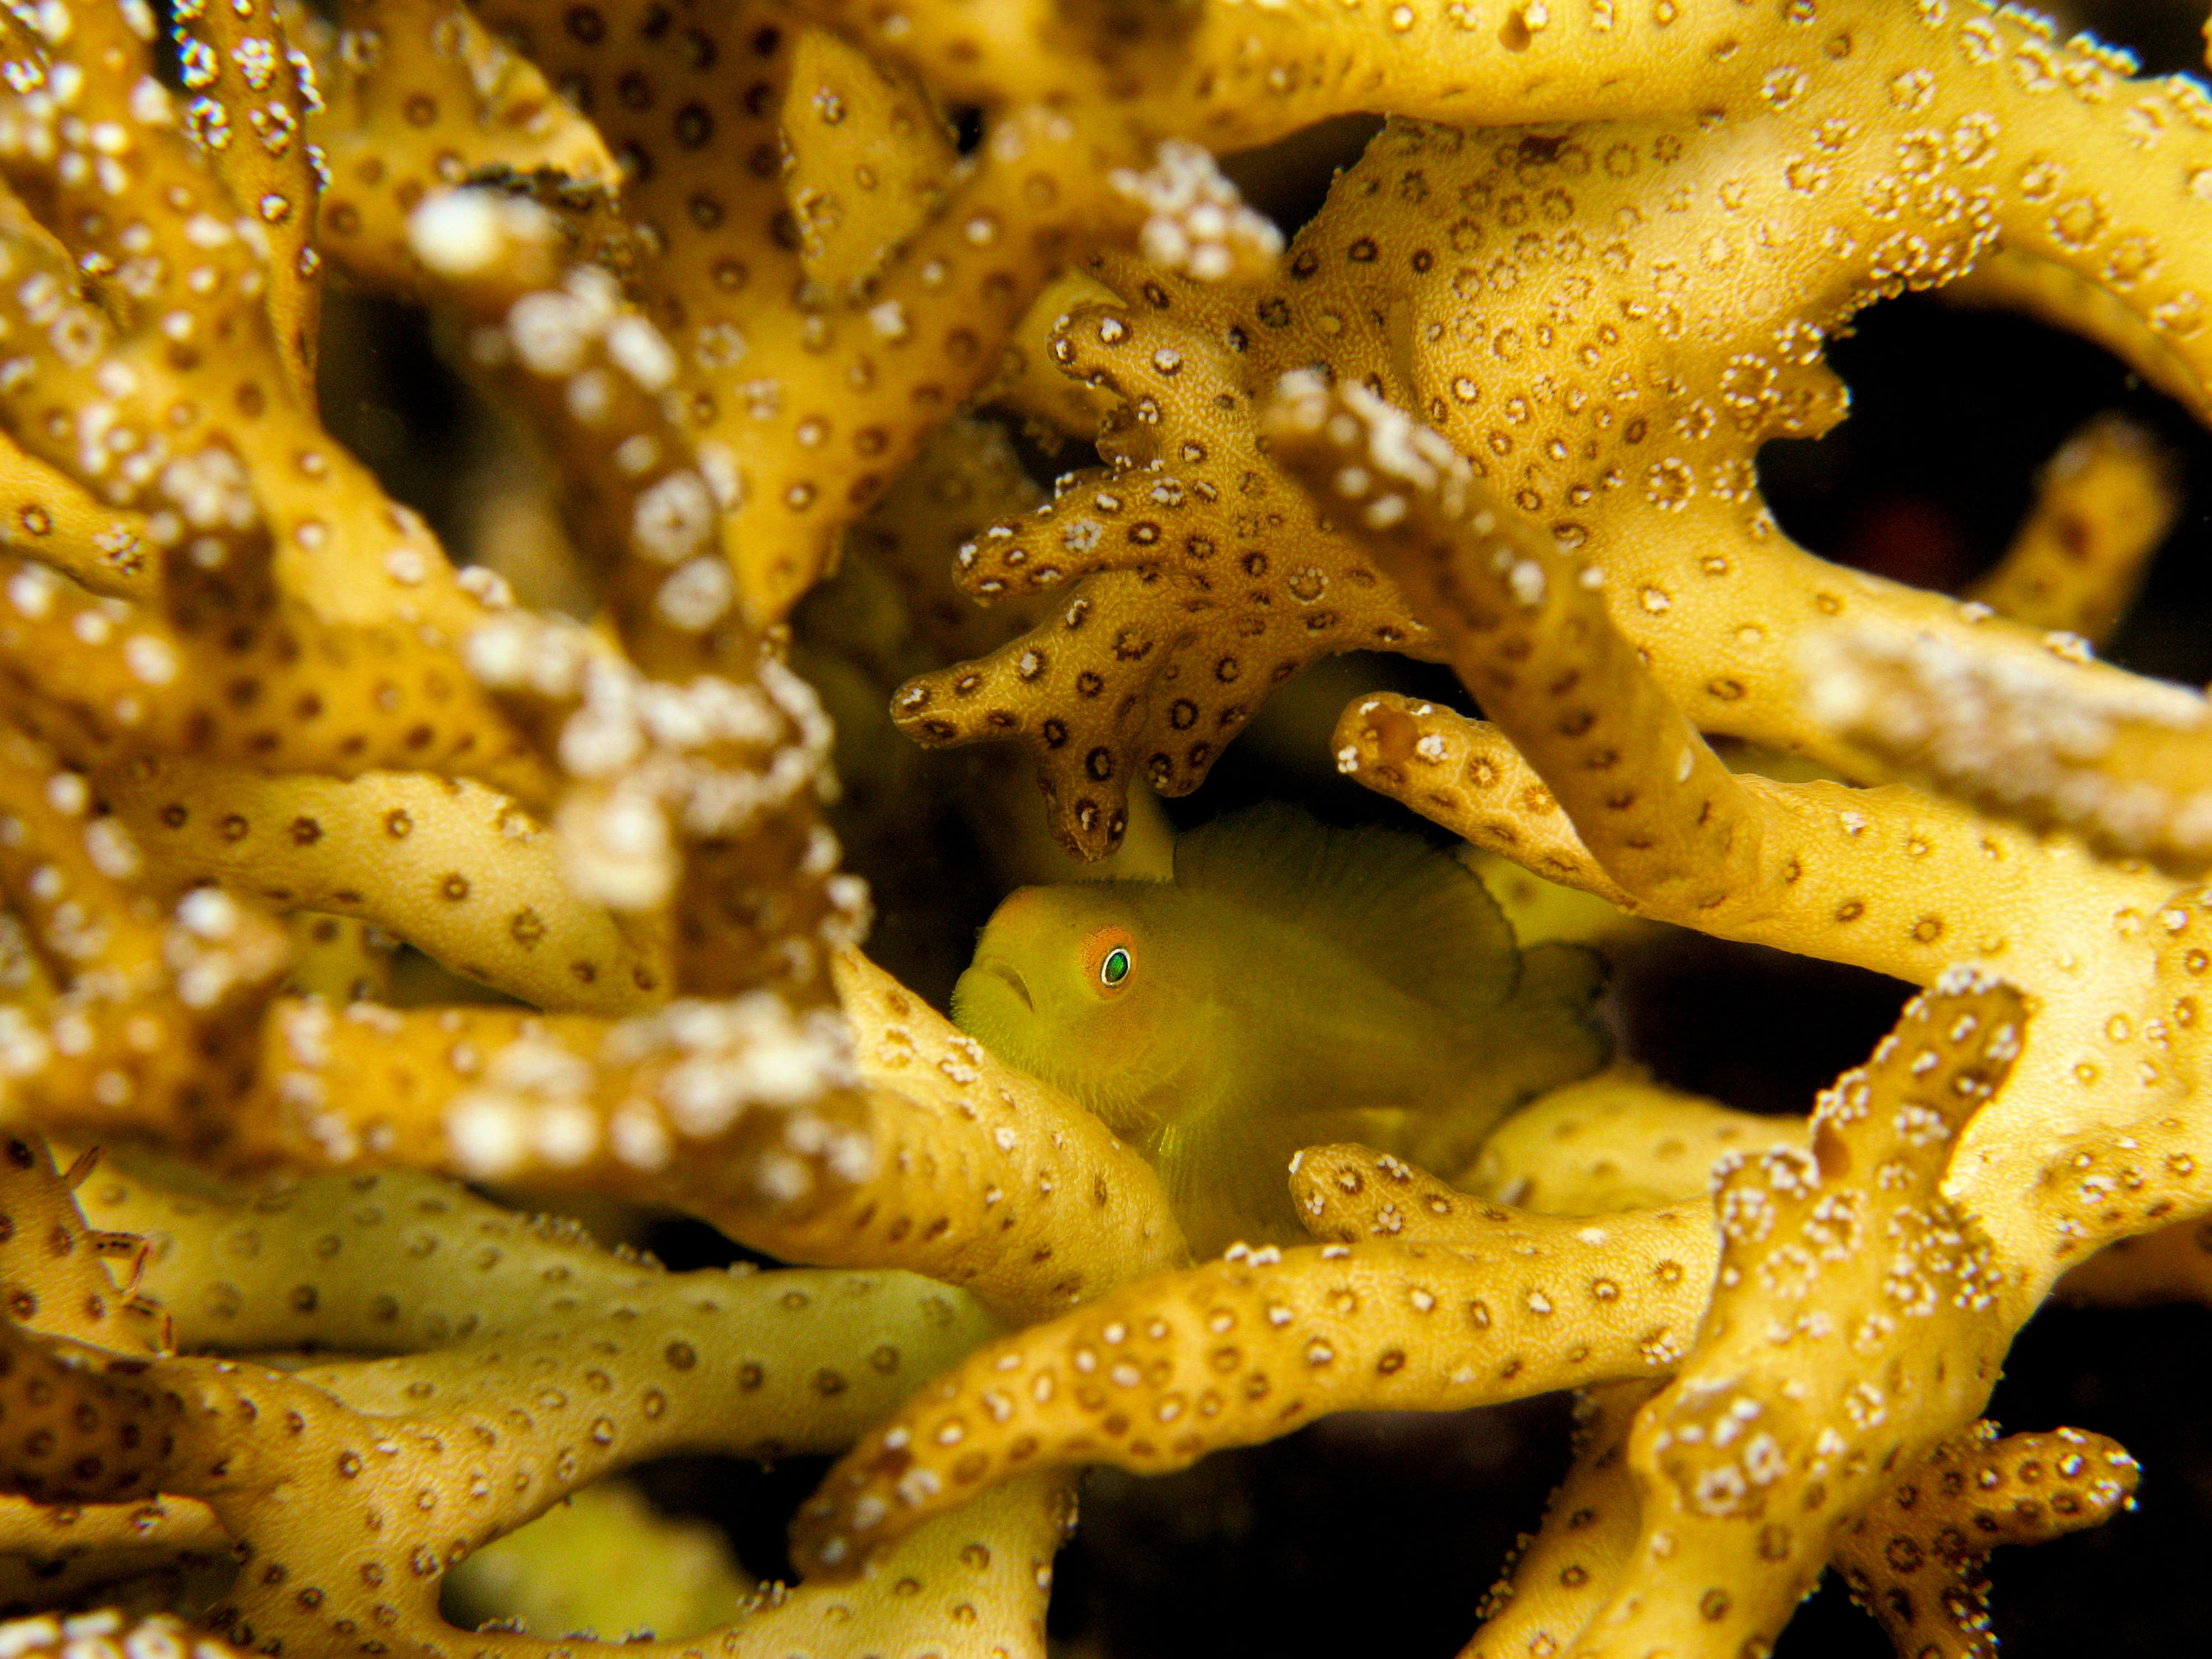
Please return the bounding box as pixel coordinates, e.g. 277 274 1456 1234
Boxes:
1082 924 1136 995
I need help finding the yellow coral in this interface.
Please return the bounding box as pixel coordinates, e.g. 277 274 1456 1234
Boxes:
0 0 2207 1651
897 10 2212 852
26 1146 1072 1659
1831 1423 2138 1659
793 1180 1720 1574
1269 376 2210 1289
441 1482 752 1641
1966 413 2180 646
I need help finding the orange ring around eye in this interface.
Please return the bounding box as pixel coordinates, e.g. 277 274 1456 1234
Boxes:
1082 924 1135 995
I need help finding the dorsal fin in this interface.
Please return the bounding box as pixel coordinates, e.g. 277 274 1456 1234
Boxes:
1172 803 1521 1019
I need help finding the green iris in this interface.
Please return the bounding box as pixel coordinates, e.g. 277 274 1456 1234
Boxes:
1100 946 1131 987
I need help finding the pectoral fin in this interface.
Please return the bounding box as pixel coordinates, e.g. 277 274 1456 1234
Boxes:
1146 1093 1406 1259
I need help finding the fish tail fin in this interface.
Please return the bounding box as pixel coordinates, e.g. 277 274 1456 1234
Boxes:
1514 939 1609 1027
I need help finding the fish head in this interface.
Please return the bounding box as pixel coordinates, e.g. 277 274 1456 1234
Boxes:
950 881 1183 1113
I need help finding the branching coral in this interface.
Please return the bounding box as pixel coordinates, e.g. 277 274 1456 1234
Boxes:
892 1 2212 855
0 1141 1087 1659
1965 412 2180 645
794 1195 1719 1575
1270 377 2212 1288
791 967 2032 1658
1802 616 2212 875
1830 1423 2138 1659
0 0 911 1237
0 0 2205 1653
1467 1397 2138 1659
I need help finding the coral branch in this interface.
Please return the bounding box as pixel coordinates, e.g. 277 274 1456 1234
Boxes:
0 1139 162 1353
790 0 1803 149
0 1144 1074 1659
1968 414 2180 647
893 296 1438 852
890 7 2212 852
228 992 874 1217
0 552 546 801
793 1204 1716 1576
1461 1381 1657 1659
170 0 322 392
404 0 1225 622
743 950 1185 1325
1466 1072 1809 1217
0 728 289 1150
77 1158 995 1447
311 0 616 288
1572 973 2022 1657
0 1612 250 1659
406 191 750 673
1266 372 1805 914
1803 618 2212 877
1832 1425 2139 1659
1273 375 2212 1285
781 27 956 296
0 437 155 604
1329 703 1632 907
105 759 668 1015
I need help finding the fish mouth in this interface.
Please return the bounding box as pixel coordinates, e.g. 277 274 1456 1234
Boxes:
985 961 1033 1012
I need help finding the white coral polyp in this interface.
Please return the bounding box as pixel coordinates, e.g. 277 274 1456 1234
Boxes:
630 468 715 564
557 785 673 911
1110 138 1284 282
602 993 860 1141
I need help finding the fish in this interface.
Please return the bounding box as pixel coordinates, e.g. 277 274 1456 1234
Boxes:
950 804 1609 1257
